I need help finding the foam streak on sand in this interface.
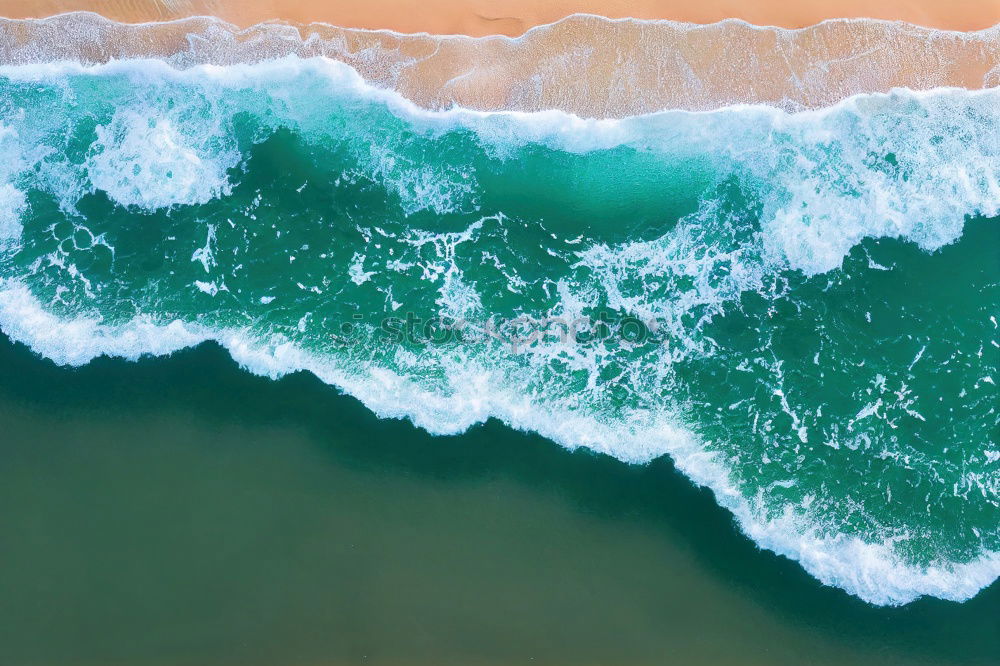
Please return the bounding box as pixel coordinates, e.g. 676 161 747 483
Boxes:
4 0 1000 33
0 12 997 116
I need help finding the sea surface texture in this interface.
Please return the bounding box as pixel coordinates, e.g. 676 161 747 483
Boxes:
0 57 996 606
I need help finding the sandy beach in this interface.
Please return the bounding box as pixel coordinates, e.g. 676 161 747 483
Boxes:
0 2 997 117
0 3 999 665
3 0 1000 34
0 10 996 117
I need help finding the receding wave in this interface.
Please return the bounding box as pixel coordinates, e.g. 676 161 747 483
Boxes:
0 12 998 116
0 56 997 606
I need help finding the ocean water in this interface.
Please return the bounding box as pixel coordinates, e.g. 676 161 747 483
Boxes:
0 56 996 607
1 336 999 666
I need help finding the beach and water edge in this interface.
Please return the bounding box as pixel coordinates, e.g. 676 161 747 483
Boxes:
0 2 997 664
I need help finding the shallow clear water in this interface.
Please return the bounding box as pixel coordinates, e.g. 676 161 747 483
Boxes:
0 57 996 606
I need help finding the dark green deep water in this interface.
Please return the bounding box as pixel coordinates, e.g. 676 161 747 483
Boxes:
0 55 998 661
0 335 997 666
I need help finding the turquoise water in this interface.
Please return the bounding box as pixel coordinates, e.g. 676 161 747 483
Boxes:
0 57 996 606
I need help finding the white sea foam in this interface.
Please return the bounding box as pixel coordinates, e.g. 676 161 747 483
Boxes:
2 12 998 119
0 277 996 606
3 56 992 276
360 144 477 216
87 106 239 210
0 57 997 606
0 123 28 245
57 58 1000 274
0 182 26 243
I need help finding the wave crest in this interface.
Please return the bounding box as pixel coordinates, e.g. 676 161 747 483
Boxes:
0 56 996 606
0 12 997 116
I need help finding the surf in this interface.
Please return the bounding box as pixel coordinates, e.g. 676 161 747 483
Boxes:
0 56 996 606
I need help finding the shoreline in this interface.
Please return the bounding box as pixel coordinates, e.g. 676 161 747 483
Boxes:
13 10 1000 39
2 0 999 34
1 12 996 117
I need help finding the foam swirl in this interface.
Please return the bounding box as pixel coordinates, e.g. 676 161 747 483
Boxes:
0 57 997 606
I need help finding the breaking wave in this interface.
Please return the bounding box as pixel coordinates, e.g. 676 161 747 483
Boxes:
0 56 997 605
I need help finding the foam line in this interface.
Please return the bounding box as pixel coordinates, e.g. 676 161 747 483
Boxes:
0 56 996 606
0 12 997 116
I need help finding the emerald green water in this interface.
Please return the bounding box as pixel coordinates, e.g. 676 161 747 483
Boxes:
0 58 997 609
0 336 998 666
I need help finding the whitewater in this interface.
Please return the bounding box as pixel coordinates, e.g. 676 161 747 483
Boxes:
0 56 996 606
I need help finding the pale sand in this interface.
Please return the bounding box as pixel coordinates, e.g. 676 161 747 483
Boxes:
4 0 1000 33
2 12 996 117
